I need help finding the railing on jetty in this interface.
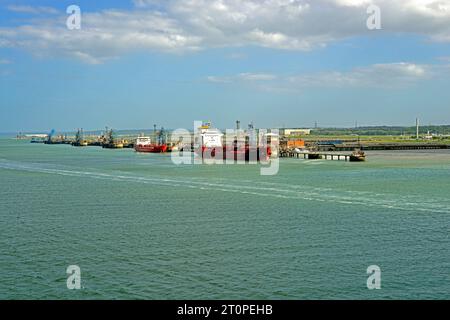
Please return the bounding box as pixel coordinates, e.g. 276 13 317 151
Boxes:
315 143 450 152
280 151 352 161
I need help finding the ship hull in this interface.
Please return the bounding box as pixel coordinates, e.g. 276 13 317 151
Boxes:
72 142 88 147
135 145 168 153
103 143 124 149
349 155 366 162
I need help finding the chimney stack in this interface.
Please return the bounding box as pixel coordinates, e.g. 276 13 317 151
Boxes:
416 118 419 140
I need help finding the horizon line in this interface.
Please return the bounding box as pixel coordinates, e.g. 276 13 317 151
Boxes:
3 123 450 135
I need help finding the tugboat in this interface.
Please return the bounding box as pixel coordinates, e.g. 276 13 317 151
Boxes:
102 128 124 149
72 129 88 147
30 138 46 143
134 127 168 153
349 149 366 162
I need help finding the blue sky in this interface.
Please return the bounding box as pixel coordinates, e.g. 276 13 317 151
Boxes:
1 0 450 132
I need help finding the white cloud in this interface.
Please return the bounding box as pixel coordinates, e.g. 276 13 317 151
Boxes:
7 5 59 15
207 76 231 83
208 63 434 91
239 73 277 81
0 10 202 64
208 72 277 83
1 1 450 63
288 63 431 88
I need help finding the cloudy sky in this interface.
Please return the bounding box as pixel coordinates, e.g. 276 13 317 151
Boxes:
1 0 450 132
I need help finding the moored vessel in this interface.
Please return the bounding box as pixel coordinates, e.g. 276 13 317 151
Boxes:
349 149 366 162
102 128 124 149
72 129 88 147
197 122 272 162
134 136 168 153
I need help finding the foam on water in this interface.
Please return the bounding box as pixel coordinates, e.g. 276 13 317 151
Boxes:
1 159 449 214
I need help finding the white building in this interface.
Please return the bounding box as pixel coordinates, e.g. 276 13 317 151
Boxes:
282 128 312 136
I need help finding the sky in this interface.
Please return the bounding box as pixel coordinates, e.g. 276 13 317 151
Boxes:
1 0 450 132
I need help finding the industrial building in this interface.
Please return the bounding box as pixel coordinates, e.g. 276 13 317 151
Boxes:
281 128 312 136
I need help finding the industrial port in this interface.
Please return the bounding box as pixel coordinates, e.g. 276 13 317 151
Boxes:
15 120 450 163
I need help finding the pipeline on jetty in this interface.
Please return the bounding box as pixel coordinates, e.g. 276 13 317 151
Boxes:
279 150 366 162
312 142 450 152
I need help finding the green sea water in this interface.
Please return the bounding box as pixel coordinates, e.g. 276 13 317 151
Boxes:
0 138 449 299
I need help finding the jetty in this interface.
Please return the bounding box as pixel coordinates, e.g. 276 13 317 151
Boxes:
311 142 450 152
280 150 365 162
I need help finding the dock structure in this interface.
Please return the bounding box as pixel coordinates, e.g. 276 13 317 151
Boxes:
279 151 353 161
313 143 450 152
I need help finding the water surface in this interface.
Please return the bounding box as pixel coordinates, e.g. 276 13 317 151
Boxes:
0 138 449 299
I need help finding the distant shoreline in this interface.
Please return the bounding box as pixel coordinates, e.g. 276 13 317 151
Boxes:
4 124 450 136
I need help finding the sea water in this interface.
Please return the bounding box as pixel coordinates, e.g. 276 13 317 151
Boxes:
0 138 449 299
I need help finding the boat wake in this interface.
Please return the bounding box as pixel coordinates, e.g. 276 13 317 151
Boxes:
1 159 449 214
